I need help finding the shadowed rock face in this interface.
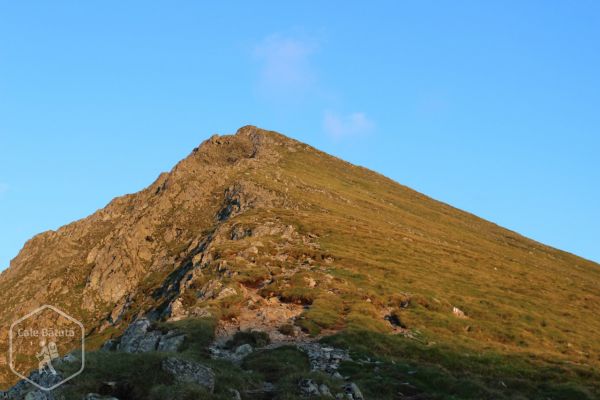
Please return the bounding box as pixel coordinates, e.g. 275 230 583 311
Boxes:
0 125 599 391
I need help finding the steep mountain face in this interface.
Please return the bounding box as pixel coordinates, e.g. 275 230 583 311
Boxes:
1 126 599 397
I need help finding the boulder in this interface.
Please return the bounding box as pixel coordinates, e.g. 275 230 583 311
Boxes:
24 391 51 400
2 379 31 399
85 394 119 400
157 331 185 352
298 343 351 374
161 357 215 392
319 384 333 397
136 330 162 352
27 370 64 390
104 318 186 354
299 379 321 396
228 388 242 400
118 318 158 353
117 317 181 353
61 353 79 363
234 343 253 358
452 306 467 319
100 339 118 352
343 383 364 400
298 379 333 398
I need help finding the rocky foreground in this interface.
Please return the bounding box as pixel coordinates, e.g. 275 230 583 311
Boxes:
3 317 370 400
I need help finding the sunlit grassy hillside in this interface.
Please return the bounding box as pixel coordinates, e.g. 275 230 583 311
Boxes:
1 127 598 399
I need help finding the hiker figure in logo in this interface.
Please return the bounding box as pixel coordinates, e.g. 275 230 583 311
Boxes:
36 340 59 375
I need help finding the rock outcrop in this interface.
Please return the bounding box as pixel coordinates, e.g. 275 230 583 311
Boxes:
161 357 215 393
114 318 185 353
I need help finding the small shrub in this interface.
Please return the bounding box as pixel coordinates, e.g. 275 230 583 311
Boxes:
276 288 317 305
148 383 211 400
242 346 310 382
59 351 171 400
385 311 408 329
226 330 271 349
278 324 295 336
297 318 322 336
157 318 216 357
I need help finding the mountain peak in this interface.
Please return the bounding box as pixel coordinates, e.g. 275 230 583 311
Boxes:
1 127 599 397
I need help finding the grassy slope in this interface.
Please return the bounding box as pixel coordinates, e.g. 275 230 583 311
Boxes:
245 132 600 398
270 137 600 355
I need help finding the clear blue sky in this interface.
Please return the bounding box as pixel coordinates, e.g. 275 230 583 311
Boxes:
1 1 599 269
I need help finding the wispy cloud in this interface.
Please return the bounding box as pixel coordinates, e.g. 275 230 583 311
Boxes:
253 33 317 100
251 33 376 141
323 111 375 139
0 183 8 197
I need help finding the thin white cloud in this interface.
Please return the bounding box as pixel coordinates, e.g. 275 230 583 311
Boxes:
251 33 375 139
323 111 375 139
253 34 317 99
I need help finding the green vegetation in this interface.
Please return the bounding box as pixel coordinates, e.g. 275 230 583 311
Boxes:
242 346 310 382
225 330 271 349
157 318 217 356
59 350 264 400
59 322 600 399
59 319 261 399
323 330 600 399
58 321 345 400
